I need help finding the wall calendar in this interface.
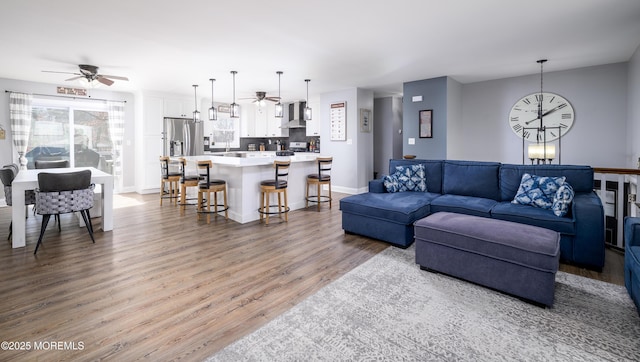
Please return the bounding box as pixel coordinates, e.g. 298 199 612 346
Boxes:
330 101 347 141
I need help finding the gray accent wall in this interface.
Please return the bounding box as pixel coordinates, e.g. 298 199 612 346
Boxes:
373 96 402 177
628 45 640 168
402 76 448 159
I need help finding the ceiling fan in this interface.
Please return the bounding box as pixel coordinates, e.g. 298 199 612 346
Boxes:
240 91 280 104
42 64 129 86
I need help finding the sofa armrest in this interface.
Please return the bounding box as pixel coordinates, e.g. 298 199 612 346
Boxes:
624 217 640 248
369 178 386 193
571 192 605 269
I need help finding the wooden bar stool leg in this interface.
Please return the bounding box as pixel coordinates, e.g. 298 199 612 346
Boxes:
265 191 270 225
214 191 218 218
284 189 288 222
259 190 264 223
223 187 228 219
160 178 164 206
277 192 282 219
329 182 332 209
207 191 211 224
197 190 202 221
317 182 321 211
306 181 310 208
180 184 186 215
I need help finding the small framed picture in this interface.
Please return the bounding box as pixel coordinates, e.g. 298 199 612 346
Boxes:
419 109 432 138
360 108 371 133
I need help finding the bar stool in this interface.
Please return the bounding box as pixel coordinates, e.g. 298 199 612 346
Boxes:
160 156 181 206
178 158 202 215
259 160 290 225
306 157 333 211
196 160 228 223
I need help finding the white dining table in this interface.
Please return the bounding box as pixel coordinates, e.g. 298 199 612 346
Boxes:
10 167 113 249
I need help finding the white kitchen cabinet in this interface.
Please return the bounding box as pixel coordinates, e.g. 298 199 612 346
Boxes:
306 115 321 136
254 105 268 137
266 103 289 137
163 98 194 118
240 105 256 137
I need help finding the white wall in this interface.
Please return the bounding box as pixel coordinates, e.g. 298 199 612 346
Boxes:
458 63 628 167
320 88 373 194
627 45 640 168
0 78 136 195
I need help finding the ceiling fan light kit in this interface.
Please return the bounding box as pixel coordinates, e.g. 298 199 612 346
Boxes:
230 71 240 118
275 71 284 118
209 78 217 121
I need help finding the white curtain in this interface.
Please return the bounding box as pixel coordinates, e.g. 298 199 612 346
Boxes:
107 101 125 182
9 92 33 170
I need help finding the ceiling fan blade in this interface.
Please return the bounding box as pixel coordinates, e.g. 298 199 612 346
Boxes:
96 76 114 86
239 97 257 100
43 70 81 75
65 75 84 81
100 74 129 81
265 97 280 102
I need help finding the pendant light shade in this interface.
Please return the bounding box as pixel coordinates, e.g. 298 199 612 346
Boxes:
275 71 284 118
230 71 240 118
208 78 217 121
304 79 312 121
192 84 200 123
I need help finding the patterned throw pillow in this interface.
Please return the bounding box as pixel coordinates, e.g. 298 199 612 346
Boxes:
512 173 566 210
552 183 574 217
383 174 400 193
394 164 427 192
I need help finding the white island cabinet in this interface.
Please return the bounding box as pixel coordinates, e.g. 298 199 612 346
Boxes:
180 153 322 223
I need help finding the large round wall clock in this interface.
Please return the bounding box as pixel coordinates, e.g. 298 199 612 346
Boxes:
508 92 575 142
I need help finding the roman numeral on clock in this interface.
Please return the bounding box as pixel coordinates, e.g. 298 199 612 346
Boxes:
510 117 519 122
560 123 568 129
512 124 522 132
562 113 572 119
522 98 531 105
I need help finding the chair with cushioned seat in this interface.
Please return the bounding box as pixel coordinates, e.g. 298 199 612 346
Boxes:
259 160 290 225
34 169 95 254
179 158 203 215
1 165 37 240
160 156 181 206
196 160 228 223
35 159 69 169
306 157 332 211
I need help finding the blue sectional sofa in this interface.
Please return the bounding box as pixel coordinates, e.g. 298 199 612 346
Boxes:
624 217 640 315
340 159 605 270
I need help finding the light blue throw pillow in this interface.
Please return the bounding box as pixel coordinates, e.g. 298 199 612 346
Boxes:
552 183 574 217
512 173 566 210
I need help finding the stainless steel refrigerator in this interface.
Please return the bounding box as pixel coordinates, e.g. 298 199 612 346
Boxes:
163 117 203 156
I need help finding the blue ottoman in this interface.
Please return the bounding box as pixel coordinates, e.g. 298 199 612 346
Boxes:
415 212 561 307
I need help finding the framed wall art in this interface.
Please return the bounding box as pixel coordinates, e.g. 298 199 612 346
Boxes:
360 108 371 133
419 109 432 138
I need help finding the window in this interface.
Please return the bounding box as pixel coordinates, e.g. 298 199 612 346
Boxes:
26 97 121 190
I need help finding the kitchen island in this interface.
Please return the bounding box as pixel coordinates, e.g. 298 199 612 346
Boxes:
179 152 324 223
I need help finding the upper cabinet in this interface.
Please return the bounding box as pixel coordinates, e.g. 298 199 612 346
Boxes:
163 98 193 118
241 103 288 138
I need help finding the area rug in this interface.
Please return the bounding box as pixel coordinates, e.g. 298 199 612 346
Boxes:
208 245 640 361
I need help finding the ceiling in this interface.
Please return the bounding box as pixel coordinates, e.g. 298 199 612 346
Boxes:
1 0 639 104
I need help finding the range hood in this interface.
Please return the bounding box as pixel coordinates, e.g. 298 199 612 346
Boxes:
283 102 307 128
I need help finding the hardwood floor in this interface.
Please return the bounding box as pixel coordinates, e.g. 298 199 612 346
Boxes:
0 192 626 360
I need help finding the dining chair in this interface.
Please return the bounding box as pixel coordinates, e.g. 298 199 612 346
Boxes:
34 169 95 254
0 165 37 240
35 159 70 169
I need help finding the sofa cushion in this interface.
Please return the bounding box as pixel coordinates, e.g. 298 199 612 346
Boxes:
491 202 576 235
442 160 501 201
512 173 566 210
340 192 438 224
552 183 575 217
383 174 400 193
500 164 594 201
395 164 427 192
429 194 497 218
389 159 443 194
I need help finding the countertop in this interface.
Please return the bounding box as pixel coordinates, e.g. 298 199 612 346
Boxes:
182 151 324 167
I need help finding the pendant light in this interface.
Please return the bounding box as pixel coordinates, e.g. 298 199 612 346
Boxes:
275 71 284 118
304 79 312 120
208 78 217 121
230 71 240 118
192 84 200 123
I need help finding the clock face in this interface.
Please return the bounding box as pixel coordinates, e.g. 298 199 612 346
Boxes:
509 92 574 142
